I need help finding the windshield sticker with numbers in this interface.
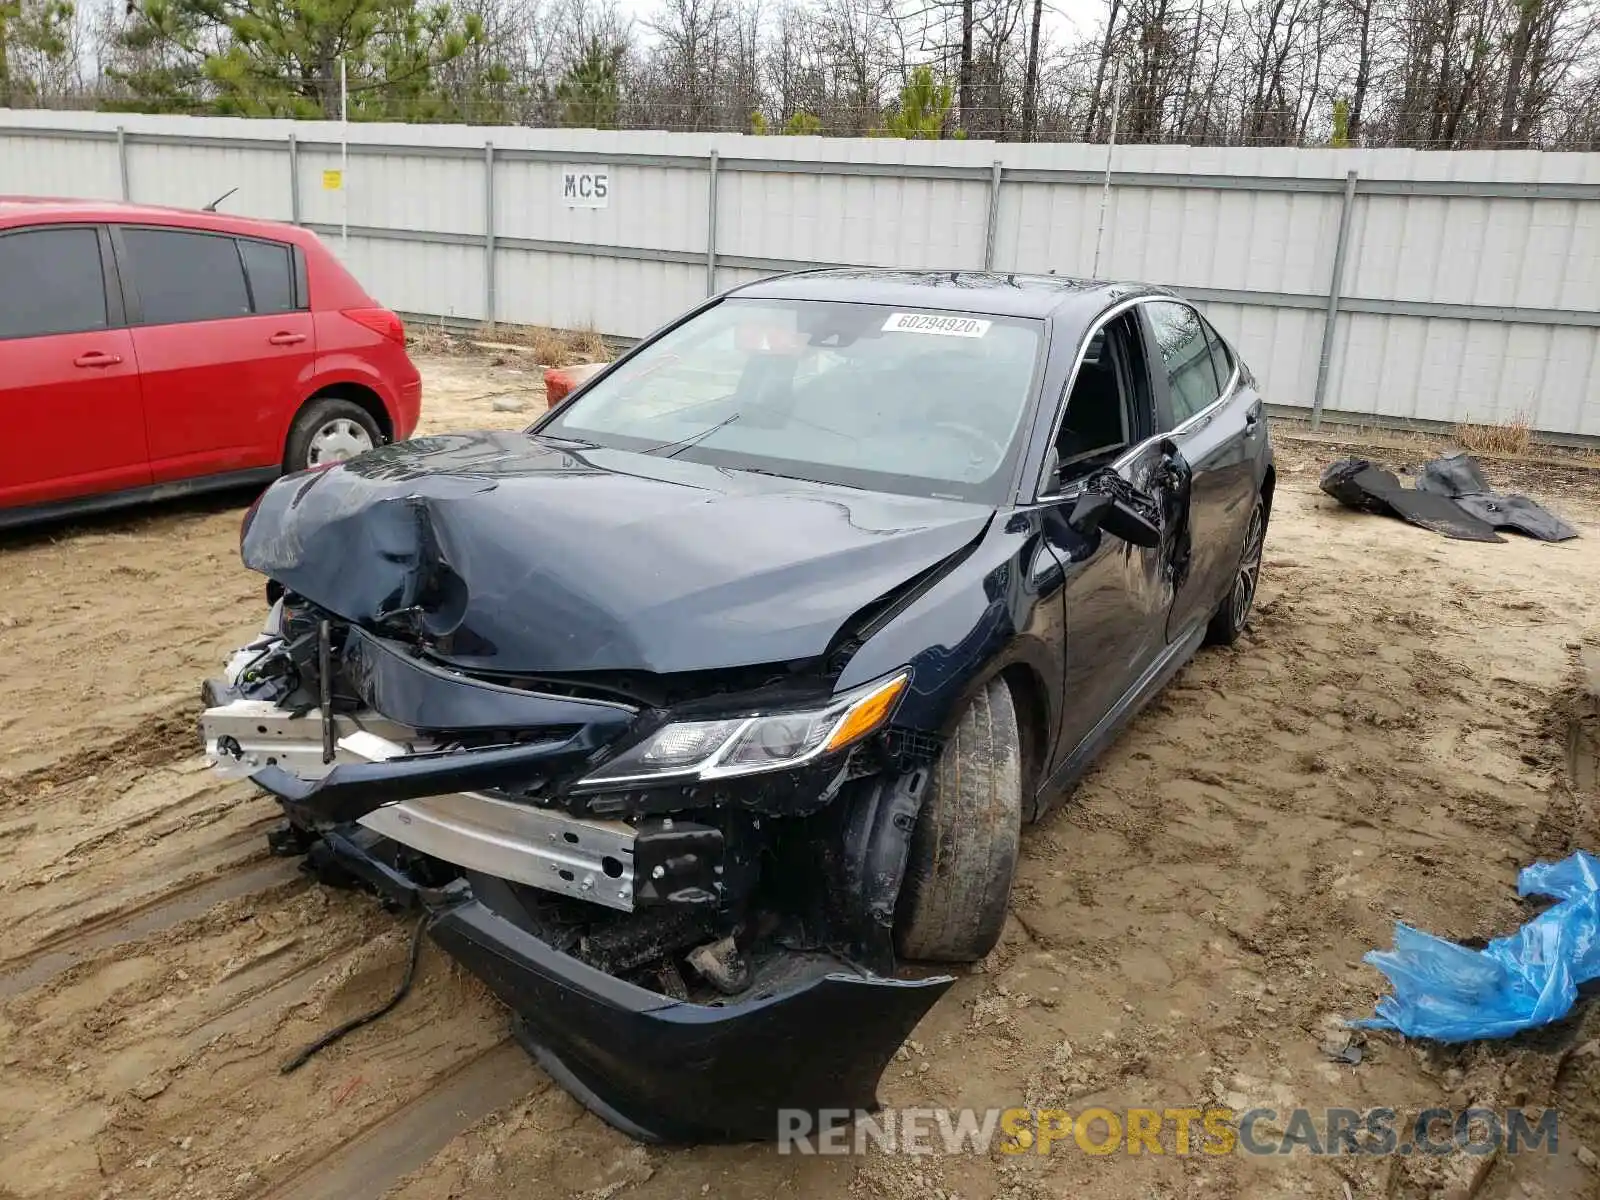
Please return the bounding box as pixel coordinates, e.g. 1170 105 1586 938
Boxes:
881 312 992 338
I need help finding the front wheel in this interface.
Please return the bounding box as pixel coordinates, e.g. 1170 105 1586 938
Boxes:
1205 495 1267 646
894 678 1023 963
284 397 384 473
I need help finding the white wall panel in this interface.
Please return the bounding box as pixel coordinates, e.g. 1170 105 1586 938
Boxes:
1001 182 1345 296
341 237 485 322
126 141 292 221
295 148 484 234
496 160 706 253
1545 328 1600 437
718 172 989 268
1347 195 1600 312
497 249 704 338
0 109 1595 438
0 132 120 198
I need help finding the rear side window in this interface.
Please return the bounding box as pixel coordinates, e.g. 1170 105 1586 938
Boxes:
0 227 109 340
238 238 296 314
1200 314 1235 391
1144 300 1221 424
122 228 251 325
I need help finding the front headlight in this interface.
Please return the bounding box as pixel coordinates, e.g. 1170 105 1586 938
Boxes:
576 671 910 788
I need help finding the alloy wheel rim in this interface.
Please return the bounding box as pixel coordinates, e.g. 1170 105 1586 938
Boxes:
307 418 374 466
1230 505 1265 629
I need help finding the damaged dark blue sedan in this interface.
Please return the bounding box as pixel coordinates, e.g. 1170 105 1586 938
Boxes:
200 269 1274 1142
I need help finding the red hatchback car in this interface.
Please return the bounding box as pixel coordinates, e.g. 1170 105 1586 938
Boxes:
0 199 422 528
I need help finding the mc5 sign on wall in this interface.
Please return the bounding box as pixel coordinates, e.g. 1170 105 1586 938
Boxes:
561 166 611 208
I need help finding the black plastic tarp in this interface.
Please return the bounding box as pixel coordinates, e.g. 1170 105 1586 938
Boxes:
1415 454 1579 542
1319 459 1504 542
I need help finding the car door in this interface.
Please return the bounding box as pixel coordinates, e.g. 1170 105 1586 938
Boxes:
0 224 150 510
1034 307 1191 774
1138 299 1262 644
114 225 316 483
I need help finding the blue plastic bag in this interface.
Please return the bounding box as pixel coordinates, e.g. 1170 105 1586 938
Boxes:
1354 851 1600 1041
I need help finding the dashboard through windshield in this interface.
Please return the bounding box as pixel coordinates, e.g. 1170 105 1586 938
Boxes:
537 297 1045 503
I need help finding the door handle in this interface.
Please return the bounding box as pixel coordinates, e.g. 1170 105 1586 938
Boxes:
268 332 307 346
73 351 123 368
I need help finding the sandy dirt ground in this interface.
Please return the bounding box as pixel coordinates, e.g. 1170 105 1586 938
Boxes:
3 346 1599 1200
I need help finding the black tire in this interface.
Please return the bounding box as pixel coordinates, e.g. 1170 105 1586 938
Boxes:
894 677 1023 963
283 397 385 474
1205 495 1268 646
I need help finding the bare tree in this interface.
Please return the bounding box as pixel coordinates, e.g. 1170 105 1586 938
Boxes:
1082 0 1123 136
813 0 898 132
1341 0 1375 140
640 0 730 128
1020 0 1041 136
33 0 1600 149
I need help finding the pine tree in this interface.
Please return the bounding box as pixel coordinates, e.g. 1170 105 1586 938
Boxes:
554 36 623 129
113 0 486 118
880 66 961 139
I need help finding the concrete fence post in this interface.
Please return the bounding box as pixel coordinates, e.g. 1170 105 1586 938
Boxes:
287 132 301 225
484 141 497 330
116 126 130 201
1312 169 1359 429
983 160 1004 270
706 149 720 296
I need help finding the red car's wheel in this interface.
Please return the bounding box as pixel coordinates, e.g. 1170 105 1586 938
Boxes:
284 397 384 473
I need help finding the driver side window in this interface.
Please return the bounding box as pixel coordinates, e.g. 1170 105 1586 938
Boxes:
1044 311 1149 493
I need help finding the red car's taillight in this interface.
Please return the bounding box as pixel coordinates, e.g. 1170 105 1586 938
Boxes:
342 306 406 343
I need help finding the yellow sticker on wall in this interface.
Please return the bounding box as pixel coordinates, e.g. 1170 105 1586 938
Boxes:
322 169 343 190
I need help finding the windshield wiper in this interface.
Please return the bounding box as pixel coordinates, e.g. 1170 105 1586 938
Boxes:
642 413 741 458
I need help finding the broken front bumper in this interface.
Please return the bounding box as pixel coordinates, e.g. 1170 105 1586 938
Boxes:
349 857 956 1141
202 696 955 1142
280 821 954 1143
445 902 952 1143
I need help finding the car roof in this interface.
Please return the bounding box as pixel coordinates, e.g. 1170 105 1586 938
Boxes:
729 268 1167 322
0 196 312 243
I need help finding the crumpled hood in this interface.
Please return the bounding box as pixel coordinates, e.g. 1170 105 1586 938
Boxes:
241 430 993 675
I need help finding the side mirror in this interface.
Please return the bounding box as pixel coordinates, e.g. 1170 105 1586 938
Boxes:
1068 481 1162 548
